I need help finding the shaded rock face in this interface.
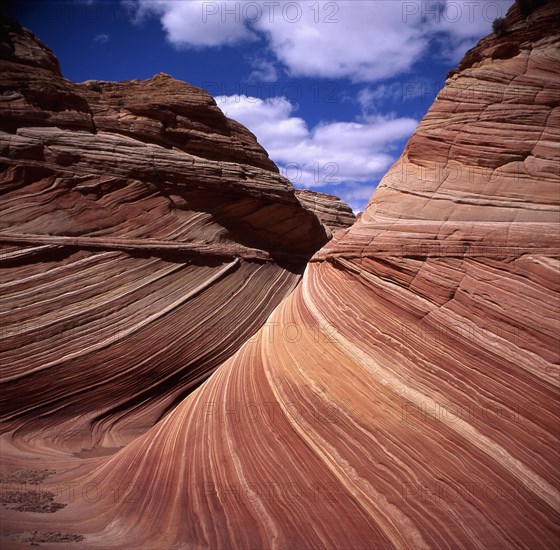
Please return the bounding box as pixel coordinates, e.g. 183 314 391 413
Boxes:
0 1 559 548
0 15 355 450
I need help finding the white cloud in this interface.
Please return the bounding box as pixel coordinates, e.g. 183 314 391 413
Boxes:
131 0 258 48
93 33 110 44
216 94 418 192
248 59 279 82
253 0 428 82
129 0 515 82
357 79 441 114
357 85 406 115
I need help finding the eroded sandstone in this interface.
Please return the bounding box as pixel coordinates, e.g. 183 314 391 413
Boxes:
1 1 558 548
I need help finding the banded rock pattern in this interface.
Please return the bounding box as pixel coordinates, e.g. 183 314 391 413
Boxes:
1 1 559 548
0 15 354 455
295 189 356 237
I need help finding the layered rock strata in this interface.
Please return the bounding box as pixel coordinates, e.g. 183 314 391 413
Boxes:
295 189 356 236
1 1 559 548
0 15 353 454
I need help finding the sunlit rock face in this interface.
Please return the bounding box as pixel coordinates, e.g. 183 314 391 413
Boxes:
1 0 559 548
0 15 355 455
295 189 357 237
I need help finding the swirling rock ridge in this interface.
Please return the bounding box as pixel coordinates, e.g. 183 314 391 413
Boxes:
0 13 354 457
1 0 559 548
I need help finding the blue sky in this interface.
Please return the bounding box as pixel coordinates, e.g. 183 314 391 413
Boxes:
8 0 515 212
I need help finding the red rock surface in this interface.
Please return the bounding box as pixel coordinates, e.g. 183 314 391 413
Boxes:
1 1 559 548
0 15 353 456
295 189 356 237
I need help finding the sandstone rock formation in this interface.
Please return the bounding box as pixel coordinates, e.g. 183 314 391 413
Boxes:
1 0 559 548
295 189 356 237
0 15 353 455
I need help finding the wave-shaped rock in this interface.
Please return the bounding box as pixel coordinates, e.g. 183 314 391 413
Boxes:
0 15 354 455
1 1 558 548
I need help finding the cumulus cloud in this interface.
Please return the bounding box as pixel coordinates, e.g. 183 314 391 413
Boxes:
93 33 110 44
131 0 258 48
216 94 418 208
253 0 428 82
129 0 515 81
